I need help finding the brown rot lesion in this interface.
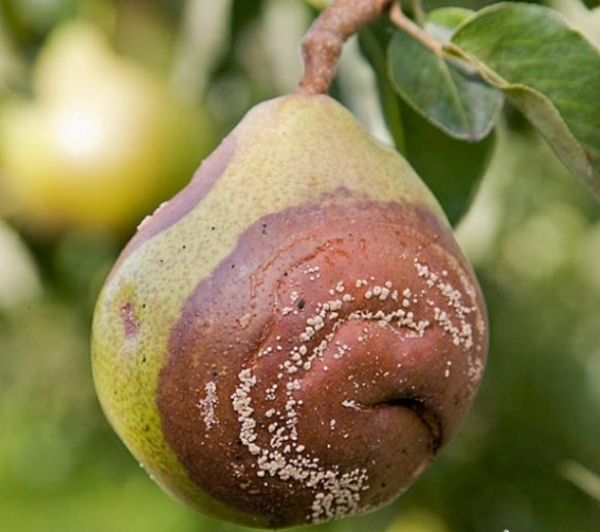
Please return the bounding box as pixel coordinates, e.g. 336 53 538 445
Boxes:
153 200 487 528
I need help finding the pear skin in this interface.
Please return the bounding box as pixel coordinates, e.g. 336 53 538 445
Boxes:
92 93 488 528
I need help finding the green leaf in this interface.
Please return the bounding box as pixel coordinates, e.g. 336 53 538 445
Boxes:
450 2 600 202
399 97 496 225
359 17 496 225
387 9 503 141
425 7 475 44
358 21 406 152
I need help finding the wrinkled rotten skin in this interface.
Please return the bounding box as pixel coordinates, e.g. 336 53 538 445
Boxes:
92 94 488 529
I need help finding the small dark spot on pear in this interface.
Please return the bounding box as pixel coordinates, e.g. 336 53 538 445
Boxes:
297 299 305 310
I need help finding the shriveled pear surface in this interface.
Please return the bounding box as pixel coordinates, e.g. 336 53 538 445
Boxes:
92 94 488 529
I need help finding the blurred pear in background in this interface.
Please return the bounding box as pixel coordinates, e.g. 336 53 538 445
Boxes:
0 21 215 234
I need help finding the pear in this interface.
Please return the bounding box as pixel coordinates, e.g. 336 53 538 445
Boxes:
92 93 488 529
0 22 212 233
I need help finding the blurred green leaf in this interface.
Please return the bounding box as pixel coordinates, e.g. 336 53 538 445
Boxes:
388 9 503 141
449 2 600 202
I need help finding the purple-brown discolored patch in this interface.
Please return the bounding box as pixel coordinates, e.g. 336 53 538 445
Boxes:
120 301 139 338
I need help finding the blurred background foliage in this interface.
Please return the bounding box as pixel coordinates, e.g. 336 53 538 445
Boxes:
0 1 600 531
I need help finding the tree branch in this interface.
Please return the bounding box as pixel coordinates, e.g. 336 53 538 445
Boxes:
296 0 393 95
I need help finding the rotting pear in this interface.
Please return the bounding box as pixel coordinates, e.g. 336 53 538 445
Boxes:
91 93 488 529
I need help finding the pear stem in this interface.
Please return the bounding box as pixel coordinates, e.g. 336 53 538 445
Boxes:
296 0 393 95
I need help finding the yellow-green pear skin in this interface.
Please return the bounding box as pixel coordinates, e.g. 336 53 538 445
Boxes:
92 93 488 529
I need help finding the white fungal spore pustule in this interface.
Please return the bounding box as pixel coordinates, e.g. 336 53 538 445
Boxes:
231 365 369 523
197 381 219 430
